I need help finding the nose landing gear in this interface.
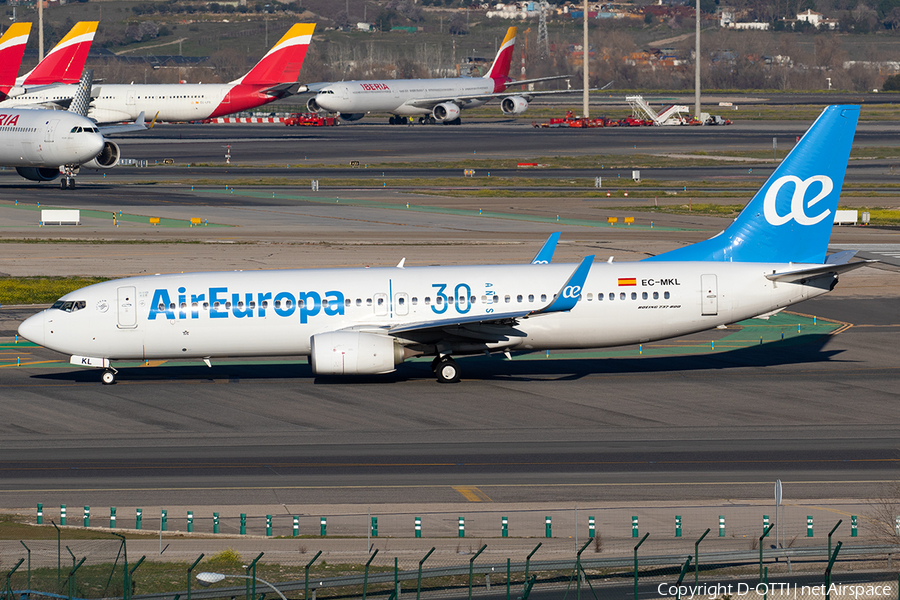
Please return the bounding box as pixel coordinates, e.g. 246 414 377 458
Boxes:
101 367 118 385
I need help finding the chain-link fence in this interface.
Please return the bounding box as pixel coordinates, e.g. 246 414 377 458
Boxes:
3 504 898 600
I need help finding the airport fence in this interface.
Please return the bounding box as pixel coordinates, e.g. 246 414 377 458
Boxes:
1 517 899 600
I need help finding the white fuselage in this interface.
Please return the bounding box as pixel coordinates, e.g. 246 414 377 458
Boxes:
19 261 831 361
0 109 103 167
0 83 235 123
315 78 498 116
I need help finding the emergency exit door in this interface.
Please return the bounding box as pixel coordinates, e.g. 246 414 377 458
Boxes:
701 274 718 316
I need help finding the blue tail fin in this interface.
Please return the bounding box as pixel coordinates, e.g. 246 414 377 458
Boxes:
647 105 859 264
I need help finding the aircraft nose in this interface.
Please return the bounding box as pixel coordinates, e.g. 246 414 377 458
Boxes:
91 134 105 158
18 312 45 346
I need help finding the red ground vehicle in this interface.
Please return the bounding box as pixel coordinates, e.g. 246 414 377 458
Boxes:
284 112 338 126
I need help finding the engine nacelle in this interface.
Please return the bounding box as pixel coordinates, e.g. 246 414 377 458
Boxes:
501 96 529 115
306 97 321 112
338 112 365 122
432 102 461 122
16 167 60 182
81 141 120 170
310 331 404 375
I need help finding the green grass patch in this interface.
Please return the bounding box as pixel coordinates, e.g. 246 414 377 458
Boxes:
0 276 109 305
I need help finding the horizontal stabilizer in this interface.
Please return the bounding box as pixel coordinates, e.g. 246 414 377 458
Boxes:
765 260 875 282
825 249 858 265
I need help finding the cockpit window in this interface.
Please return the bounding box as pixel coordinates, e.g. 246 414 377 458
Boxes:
70 127 79 133
52 300 86 312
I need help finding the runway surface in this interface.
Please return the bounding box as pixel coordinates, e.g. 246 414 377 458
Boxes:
0 118 898 513
1 294 898 508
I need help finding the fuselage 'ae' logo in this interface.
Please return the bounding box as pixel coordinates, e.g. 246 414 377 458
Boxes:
763 175 833 226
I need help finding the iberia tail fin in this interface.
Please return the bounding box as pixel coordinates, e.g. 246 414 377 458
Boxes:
18 21 98 86
232 23 315 85
646 105 859 265
484 26 516 81
0 23 31 97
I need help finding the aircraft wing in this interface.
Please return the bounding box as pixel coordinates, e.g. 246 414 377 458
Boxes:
505 75 572 87
99 111 149 135
404 87 605 110
385 255 594 339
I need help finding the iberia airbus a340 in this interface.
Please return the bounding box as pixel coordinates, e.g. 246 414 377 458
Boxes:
18 106 874 384
309 26 579 124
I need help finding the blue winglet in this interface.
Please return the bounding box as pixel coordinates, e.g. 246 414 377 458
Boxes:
537 255 594 313
531 232 561 264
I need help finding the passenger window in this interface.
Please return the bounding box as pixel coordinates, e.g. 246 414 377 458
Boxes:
377 297 384 306
356 298 362 306
598 293 604 300
609 293 614 301
493 295 499 303
398 297 405 305
642 292 648 300
249 301 256 309
517 295 523 302
587 293 593 300
631 292 637 300
225 302 231 309
260 301 267 308
170 302 177 310
653 292 659 300
436 297 443 305
345 298 351 306
192 302 199 309
298 299 305 307
470 296 476 304
540 294 547 302
664 291 670 299
366 298 373 306
203 302 209 310
412 297 418 305
425 297 431 305
181 302 188 309
619 293 625 300
528 294 534 302
505 295 510 303
273 301 280 308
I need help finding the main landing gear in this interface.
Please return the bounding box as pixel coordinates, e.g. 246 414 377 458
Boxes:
431 355 460 384
101 367 118 385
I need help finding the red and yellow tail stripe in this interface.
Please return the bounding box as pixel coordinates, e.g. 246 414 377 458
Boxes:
485 26 516 82
0 23 31 90
20 21 98 85
236 23 316 85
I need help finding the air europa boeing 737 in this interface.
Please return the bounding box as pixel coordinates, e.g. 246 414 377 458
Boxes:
309 26 577 124
19 106 872 384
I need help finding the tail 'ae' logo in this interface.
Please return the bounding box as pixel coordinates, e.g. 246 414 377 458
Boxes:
763 175 833 226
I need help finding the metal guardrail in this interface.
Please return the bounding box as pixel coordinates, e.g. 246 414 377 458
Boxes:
130 544 900 600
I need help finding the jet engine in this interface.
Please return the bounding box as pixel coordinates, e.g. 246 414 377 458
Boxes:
306 97 321 112
310 331 405 375
338 113 365 121
432 102 461 122
501 96 529 115
16 167 60 182
81 141 121 170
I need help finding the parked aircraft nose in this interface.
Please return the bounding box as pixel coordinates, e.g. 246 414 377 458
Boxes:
18 312 45 346
315 91 339 111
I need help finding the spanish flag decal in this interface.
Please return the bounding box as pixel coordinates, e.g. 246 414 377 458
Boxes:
618 278 637 286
